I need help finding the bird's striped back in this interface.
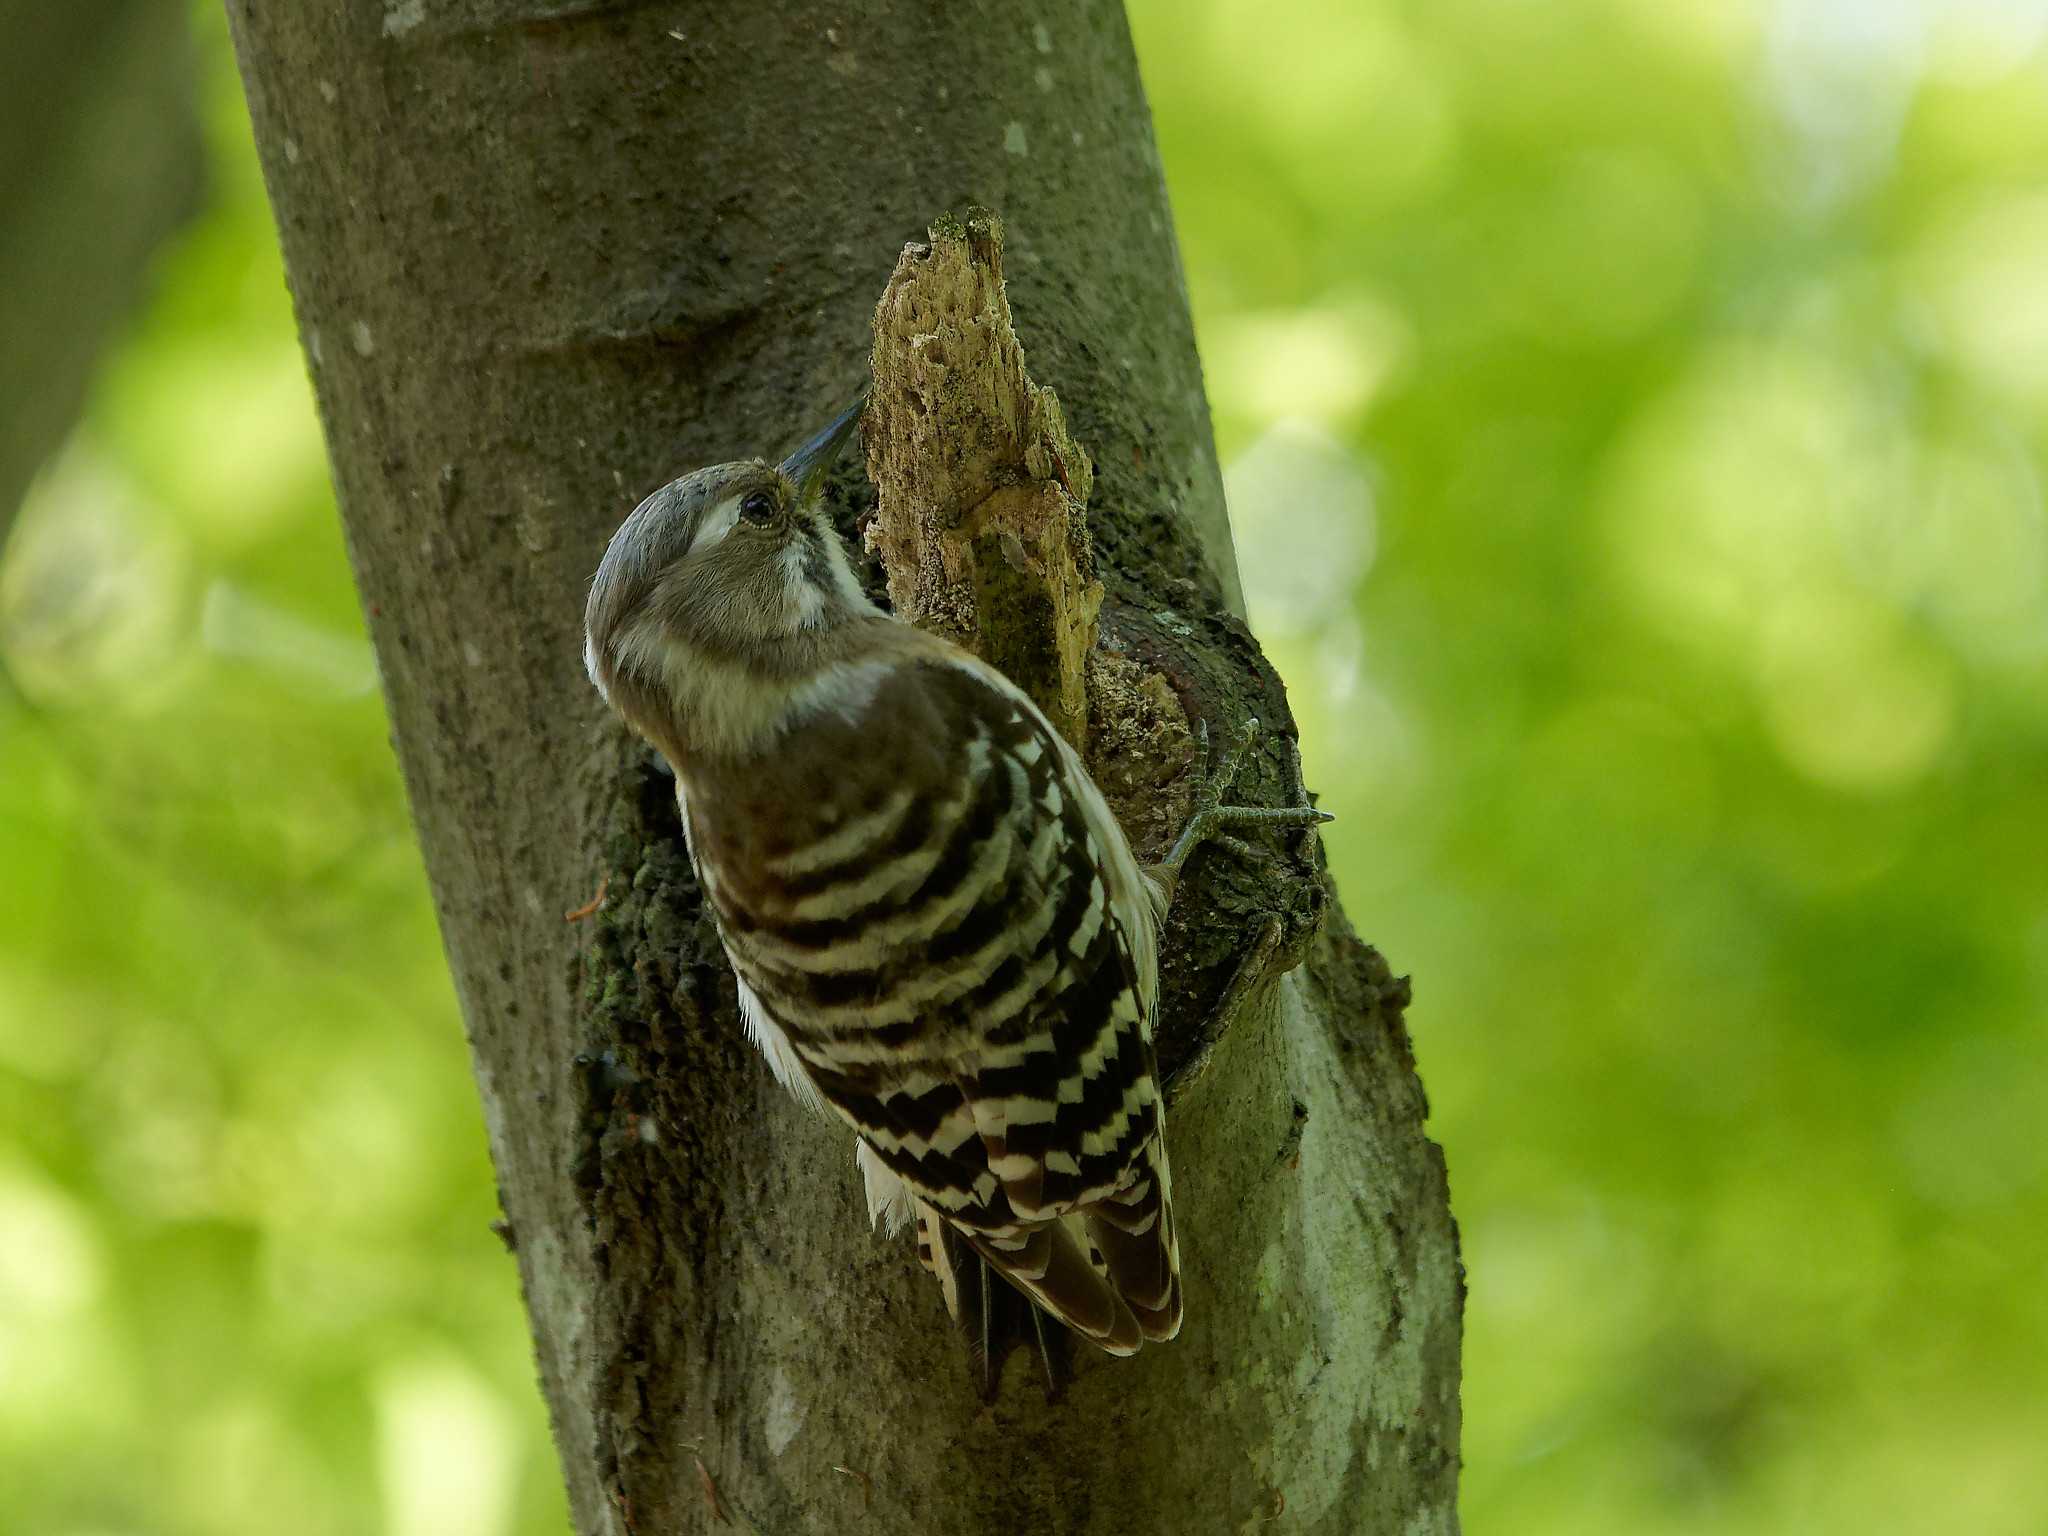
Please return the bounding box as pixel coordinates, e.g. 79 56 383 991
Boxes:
679 641 1183 1356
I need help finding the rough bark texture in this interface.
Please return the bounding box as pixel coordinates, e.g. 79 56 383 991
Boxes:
226 4 1462 1532
864 212 1103 749
0 0 201 542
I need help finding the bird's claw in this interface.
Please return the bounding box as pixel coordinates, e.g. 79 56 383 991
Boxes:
1157 714 1332 883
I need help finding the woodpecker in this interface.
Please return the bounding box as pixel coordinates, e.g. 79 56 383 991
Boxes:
583 400 1327 1385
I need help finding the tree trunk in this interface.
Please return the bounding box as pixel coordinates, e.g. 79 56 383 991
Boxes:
0 0 200 542
226 4 1461 1532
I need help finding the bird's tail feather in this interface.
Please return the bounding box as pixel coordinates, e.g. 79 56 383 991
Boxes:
1084 1142 1183 1342
917 1203 1072 1401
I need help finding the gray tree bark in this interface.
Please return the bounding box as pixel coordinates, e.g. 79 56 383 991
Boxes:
226 4 1461 1532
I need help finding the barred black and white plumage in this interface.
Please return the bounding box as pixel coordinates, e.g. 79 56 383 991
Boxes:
583 403 1191 1381
684 649 1182 1356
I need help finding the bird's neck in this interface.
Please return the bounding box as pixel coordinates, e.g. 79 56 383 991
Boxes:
637 615 917 769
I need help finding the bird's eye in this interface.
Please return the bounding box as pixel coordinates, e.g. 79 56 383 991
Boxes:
739 491 777 524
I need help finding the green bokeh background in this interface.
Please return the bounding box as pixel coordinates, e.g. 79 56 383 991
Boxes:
4 3 2044 1532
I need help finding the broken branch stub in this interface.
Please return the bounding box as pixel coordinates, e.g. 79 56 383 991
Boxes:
863 211 1102 748
858 211 1332 1095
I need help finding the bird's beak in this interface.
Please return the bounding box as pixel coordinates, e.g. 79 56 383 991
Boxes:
779 396 866 501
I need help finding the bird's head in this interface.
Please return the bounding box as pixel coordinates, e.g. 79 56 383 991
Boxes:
584 400 876 728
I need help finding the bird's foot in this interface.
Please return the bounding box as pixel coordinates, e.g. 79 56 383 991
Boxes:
1152 715 1332 887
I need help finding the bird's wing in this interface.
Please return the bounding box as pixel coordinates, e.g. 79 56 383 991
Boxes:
694 644 1181 1354
796 655 1181 1352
